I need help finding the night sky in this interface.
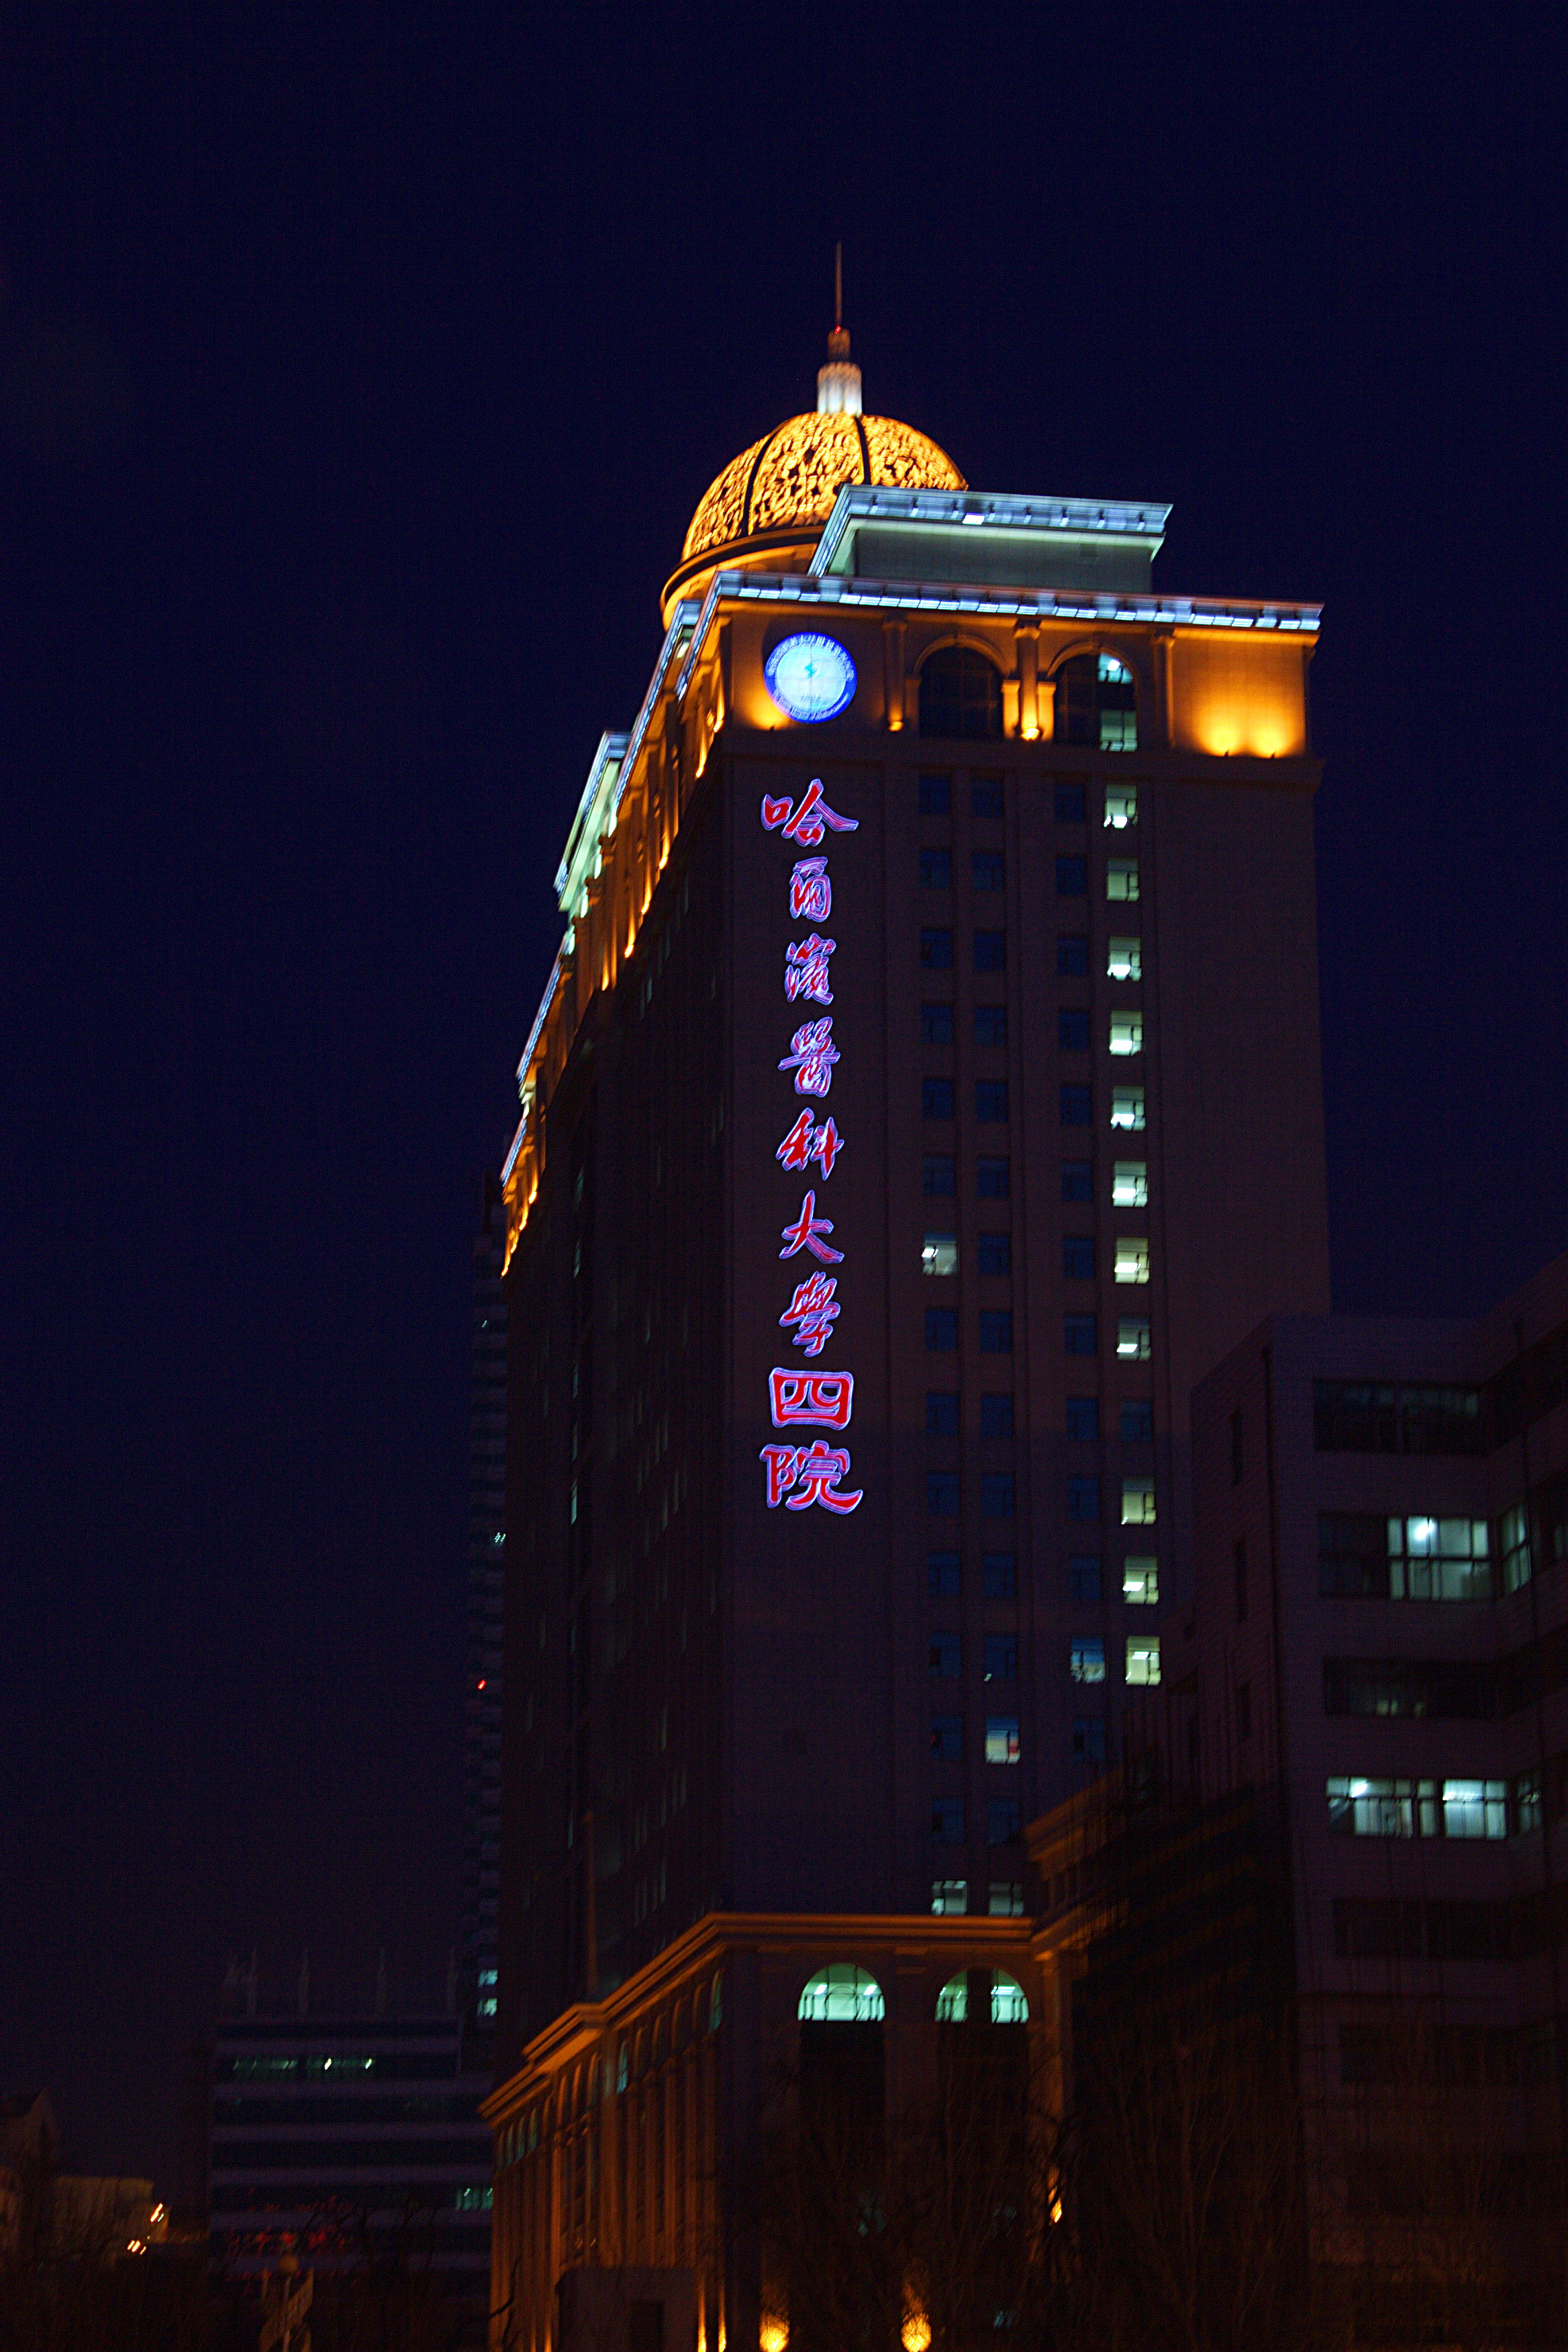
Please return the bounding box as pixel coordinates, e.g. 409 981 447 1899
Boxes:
1 7 1563 2197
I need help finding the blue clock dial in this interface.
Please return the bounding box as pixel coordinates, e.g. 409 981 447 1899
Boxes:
763 632 857 724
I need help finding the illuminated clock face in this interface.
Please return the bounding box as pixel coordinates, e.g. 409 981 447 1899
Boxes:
763 632 857 724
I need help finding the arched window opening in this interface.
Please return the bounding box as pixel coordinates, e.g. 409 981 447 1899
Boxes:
709 1973 723 2032
918 647 1002 742
1055 651 1137 751
936 1969 1030 2025
797 1963 887 2023
616 2041 629 2094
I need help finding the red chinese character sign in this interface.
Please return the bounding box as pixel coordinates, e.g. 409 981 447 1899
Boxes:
760 779 863 1516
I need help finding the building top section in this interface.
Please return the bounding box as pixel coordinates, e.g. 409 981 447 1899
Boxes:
554 730 630 915
812 484 1171 596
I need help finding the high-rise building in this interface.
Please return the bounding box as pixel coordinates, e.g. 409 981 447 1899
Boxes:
487 324 1330 2347
465 1175 509 2042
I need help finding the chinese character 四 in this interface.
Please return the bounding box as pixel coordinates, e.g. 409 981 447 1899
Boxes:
768 1368 854 1430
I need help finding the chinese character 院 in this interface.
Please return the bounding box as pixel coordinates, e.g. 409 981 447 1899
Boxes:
779 1191 842 1265
776 1110 842 1180
778 1017 839 1096
759 1440 863 1514
769 1367 854 1430
784 933 836 1006
789 856 832 921
778 1270 840 1355
760 779 859 849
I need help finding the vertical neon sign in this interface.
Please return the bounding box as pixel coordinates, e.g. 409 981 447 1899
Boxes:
758 779 863 1514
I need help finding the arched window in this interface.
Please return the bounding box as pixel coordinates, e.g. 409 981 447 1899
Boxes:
797 1963 887 2023
616 2041 630 2094
936 1969 1030 2025
709 1973 723 2032
919 647 1002 742
1054 652 1137 751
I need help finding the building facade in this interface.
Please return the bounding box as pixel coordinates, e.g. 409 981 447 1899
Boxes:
467 1173 509 2043
489 327 1332 2345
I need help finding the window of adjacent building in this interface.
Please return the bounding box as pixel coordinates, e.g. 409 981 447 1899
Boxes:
1055 781 1087 824
920 926 953 970
1064 1236 1095 1281
980 1310 1013 1354
928 1551 961 1597
920 846 952 889
1073 1717 1107 1764
1114 1237 1151 1285
987 1797 1022 1845
1317 1513 1385 1598
1056 652 1138 752
1117 1316 1151 1360
1387 1515 1491 1602
926 1307 959 1351
924 1153 957 1197
1230 1408 1244 1485
1061 1083 1093 1128
1111 1086 1146 1130
1502 1504 1532 1594
1059 1007 1091 1052
1123 1557 1159 1605
1058 934 1089 976
926 1391 959 1436
1122 1477 1156 1526
1120 1400 1153 1442
1071 1636 1106 1684
930 1632 963 1677
977 1156 1010 1198
1125 1633 1161 1686
980 1393 1014 1437
977 1079 1009 1123
982 1473 1016 1520
972 779 1003 820
975 930 1006 973
919 772 952 816
920 647 1002 740
924 1076 955 1121
983 1551 1017 1598
1069 1555 1102 1602
1107 936 1142 983
931 1877 968 1913
1067 1395 1099 1442
984 1633 1018 1681
930 1713 963 1759
986 1716 1021 1765
989 1883 1026 1918
1056 856 1088 897
1235 1537 1248 1622
1112 1159 1147 1208
1069 1475 1101 1521
1312 1379 1487 1456
928 1471 960 1516
1104 781 1138 829
932 1796 967 1841
922 1001 954 1045
797 1961 889 2025
923 1232 959 1277
973 850 1005 893
974 1003 1007 1048
1326 1775 1508 1842
1106 859 1140 902
1063 1160 1093 1204
1066 1313 1098 1357
978 1233 1011 1279
1109 1010 1144 1057
1236 1681 1252 1741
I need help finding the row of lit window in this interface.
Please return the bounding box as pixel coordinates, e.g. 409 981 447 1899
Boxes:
926 1472 1157 1522
927 1550 1158 1606
917 774 1138 827
1072 1634 1163 1686
922 1073 1146 1126
1319 1512 1532 1604
925 1394 1153 1443
930 1629 1161 1685
925 1309 1153 1359
1326 1775 1518 1841
930 1879 1026 1917
918 856 1140 904
932 1712 1022 1764
922 1156 1148 1207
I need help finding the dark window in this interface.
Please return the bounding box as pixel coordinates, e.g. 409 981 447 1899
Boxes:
1069 1555 1102 1602
987 1797 1022 1845
926 1391 960 1437
928 1551 962 1597
928 1471 960 1516
920 927 954 971
980 1310 1013 1355
984 1634 1018 1682
1313 1379 1487 1455
922 1001 954 1045
1230 1409 1244 1484
924 1076 956 1120
932 1796 967 1841
1236 1681 1252 1740
978 1232 1012 1278
930 1714 963 1760
972 850 1005 893
1061 1160 1092 1202
1063 1236 1095 1280
971 779 1004 820
1234 1537 1248 1622
1318 1514 1387 1600
1057 934 1089 975
924 1155 956 1197
1065 1313 1098 1357
1072 1718 1107 1765
974 1003 1007 1048
983 1552 1018 1599
1068 1475 1101 1522
976 1079 1009 1123
930 1633 963 1679
982 1473 1015 1519
1056 856 1087 897
1120 1400 1154 1442
980 1393 1014 1437
926 1308 959 1352
919 648 1003 741
1055 782 1087 824
919 773 952 816
920 846 952 890
1059 1007 1091 1052
977 1157 1010 1199
1066 1396 1099 1442
1055 652 1138 750
974 930 1006 973
1061 1084 1092 1127
1323 1657 1494 1721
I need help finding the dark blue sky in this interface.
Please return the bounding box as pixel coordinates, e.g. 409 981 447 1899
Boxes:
1 5 1563 2194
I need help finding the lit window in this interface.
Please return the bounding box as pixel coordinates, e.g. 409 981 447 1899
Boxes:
1122 1557 1159 1605
989 1884 1025 1918
1069 1555 1101 1601
1114 1237 1150 1284
798 1965 886 2022
920 846 952 889
924 1076 955 1120
977 1156 1010 1198
1065 1313 1098 1356
973 850 1004 892
924 1154 956 1197
1110 1087 1146 1130
1386 1516 1491 1603
1121 1477 1156 1526
974 1003 1007 1047
922 1002 954 1044
979 1310 1012 1354
1502 1504 1532 1594
986 1716 1021 1765
1112 1160 1147 1208
477 1998 497 2021
926 1392 959 1436
926 1307 958 1351
978 1233 1011 1277
1442 1779 1508 1840
1120 1400 1153 1441
983 1633 1017 1681
1056 654 1136 752
930 1714 963 1759
1071 1636 1106 1684
930 1632 963 1678
930 1878 968 1914
1327 1777 1428 1839
1064 1236 1095 1280
1104 782 1138 830
1109 1011 1143 1057
1068 1474 1101 1521
920 927 954 970
1125 1634 1161 1686
923 1232 959 1277
932 1796 966 1842
1059 1007 1091 1052
1106 859 1140 903
1066 1395 1099 1441
1107 936 1141 981
928 1551 961 1597
1062 1160 1092 1202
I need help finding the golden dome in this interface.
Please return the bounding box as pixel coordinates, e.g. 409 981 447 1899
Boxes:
676 411 966 575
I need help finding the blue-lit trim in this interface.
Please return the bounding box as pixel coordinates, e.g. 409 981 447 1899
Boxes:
810 483 1173 576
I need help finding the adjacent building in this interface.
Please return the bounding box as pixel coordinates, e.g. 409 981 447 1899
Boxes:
467 1174 509 2043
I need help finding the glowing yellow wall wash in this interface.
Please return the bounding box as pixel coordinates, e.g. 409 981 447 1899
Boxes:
1174 632 1314 758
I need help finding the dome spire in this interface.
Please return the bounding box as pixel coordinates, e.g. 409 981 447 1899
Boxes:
818 242 861 415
